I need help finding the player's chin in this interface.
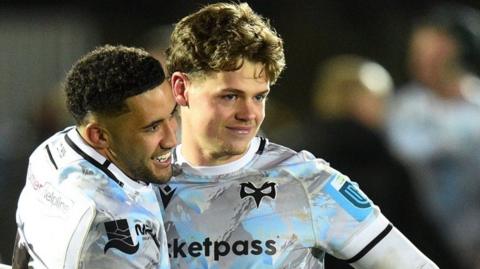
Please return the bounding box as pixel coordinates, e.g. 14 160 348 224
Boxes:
225 142 250 156
148 163 174 184
151 170 173 184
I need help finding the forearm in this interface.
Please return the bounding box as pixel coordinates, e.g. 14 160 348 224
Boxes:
351 226 438 269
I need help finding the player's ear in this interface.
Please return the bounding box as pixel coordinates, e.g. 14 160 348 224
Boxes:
171 72 189 106
83 122 109 149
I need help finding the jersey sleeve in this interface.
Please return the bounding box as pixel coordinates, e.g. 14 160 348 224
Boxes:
305 161 438 268
16 157 96 269
348 226 439 268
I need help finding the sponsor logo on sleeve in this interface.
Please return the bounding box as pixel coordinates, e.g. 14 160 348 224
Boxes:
325 174 372 221
56 142 67 159
240 181 277 207
28 172 44 191
37 182 73 214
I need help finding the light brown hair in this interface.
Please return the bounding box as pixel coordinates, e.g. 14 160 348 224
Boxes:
166 2 285 84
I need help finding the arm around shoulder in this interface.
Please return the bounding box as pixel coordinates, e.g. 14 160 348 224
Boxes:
16 179 97 269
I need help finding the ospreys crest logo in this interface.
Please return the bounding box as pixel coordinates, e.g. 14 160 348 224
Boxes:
104 219 139 254
240 181 277 207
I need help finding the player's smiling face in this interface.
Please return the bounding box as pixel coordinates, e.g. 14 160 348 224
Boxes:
178 60 270 165
103 81 178 184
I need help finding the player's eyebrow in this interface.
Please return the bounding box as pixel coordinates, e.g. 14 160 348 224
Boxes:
140 104 178 130
220 88 270 95
257 89 270 96
141 119 163 130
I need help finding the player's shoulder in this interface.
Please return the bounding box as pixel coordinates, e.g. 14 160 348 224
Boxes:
27 128 123 206
250 138 340 188
28 126 79 173
255 137 329 168
30 134 94 179
59 160 111 188
24 159 105 210
29 126 69 157
18 131 99 235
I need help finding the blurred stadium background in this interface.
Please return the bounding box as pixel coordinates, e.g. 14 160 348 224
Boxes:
1 0 479 265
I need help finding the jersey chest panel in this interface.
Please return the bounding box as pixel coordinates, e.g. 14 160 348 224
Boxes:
161 171 324 269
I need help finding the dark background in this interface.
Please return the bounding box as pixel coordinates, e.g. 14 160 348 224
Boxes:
1 0 479 266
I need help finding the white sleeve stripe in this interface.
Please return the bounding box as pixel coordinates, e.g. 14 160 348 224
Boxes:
344 223 393 263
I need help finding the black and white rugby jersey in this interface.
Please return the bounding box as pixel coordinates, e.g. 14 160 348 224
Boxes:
157 137 438 269
16 127 170 269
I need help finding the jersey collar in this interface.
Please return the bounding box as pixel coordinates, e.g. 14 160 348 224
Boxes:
174 137 265 176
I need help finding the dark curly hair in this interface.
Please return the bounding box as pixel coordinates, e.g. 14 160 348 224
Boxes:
166 2 285 84
65 44 165 124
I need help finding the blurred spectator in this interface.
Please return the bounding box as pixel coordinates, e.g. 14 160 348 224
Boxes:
303 54 455 268
386 3 480 269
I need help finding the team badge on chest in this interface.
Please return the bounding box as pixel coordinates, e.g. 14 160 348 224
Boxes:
240 181 277 207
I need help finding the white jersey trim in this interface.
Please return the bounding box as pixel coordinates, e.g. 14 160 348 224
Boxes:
175 137 262 176
336 212 390 260
63 189 96 269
